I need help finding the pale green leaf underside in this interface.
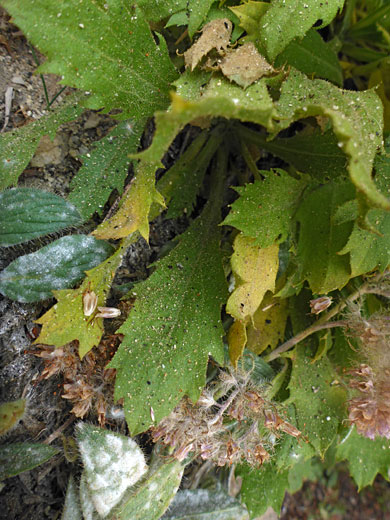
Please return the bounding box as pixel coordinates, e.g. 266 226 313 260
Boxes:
68 119 147 219
258 0 345 61
114 458 184 520
162 486 249 519
61 476 82 520
223 169 305 248
110 185 227 434
288 346 347 456
0 235 114 302
2 0 178 120
76 423 147 518
275 69 387 212
0 188 83 246
0 443 60 480
0 92 84 191
336 427 390 490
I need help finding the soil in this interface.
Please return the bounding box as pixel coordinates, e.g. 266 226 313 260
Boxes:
1 6 390 520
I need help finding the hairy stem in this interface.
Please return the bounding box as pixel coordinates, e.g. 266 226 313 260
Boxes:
265 274 389 362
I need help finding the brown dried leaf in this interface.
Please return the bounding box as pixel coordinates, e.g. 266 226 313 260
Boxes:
220 42 274 88
184 18 232 71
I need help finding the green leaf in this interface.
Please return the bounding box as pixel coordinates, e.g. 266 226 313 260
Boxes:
295 182 355 293
275 29 343 86
288 345 347 456
240 126 347 181
0 235 114 302
137 75 275 169
0 443 60 480
0 188 83 246
138 0 187 21
275 69 388 213
339 137 390 276
229 1 269 45
110 164 227 434
257 0 345 61
114 457 184 520
76 423 147 518
35 237 129 358
61 476 82 520
2 1 178 120
236 462 289 518
336 426 390 489
67 119 147 219
165 130 223 219
287 457 323 494
223 169 305 248
188 0 215 38
162 486 249 519
0 92 84 190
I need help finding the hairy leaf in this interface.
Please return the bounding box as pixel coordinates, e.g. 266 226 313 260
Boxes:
236 462 289 518
0 443 60 480
79 473 99 520
257 0 345 61
2 1 177 119
114 457 184 520
68 119 147 219
295 182 355 293
61 476 82 520
275 69 388 213
36 237 128 358
110 171 227 434
288 345 347 456
0 188 83 246
227 235 279 321
275 29 343 86
336 426 390 490
162 486 249 519
0 92 84 190
0 235 114 303
76 423 147 518
223 169 305 247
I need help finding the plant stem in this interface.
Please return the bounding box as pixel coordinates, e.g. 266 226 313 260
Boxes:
264 320 347 362
264 275 388 362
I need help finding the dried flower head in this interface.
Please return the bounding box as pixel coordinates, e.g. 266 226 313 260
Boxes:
31 334 122 426
151 367 299 467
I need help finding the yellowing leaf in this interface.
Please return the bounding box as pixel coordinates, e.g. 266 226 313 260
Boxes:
246 291 288 355
228 319 247 368
0 399 26 435
93 162 165 241
36 240 130 358
226 235 279 321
